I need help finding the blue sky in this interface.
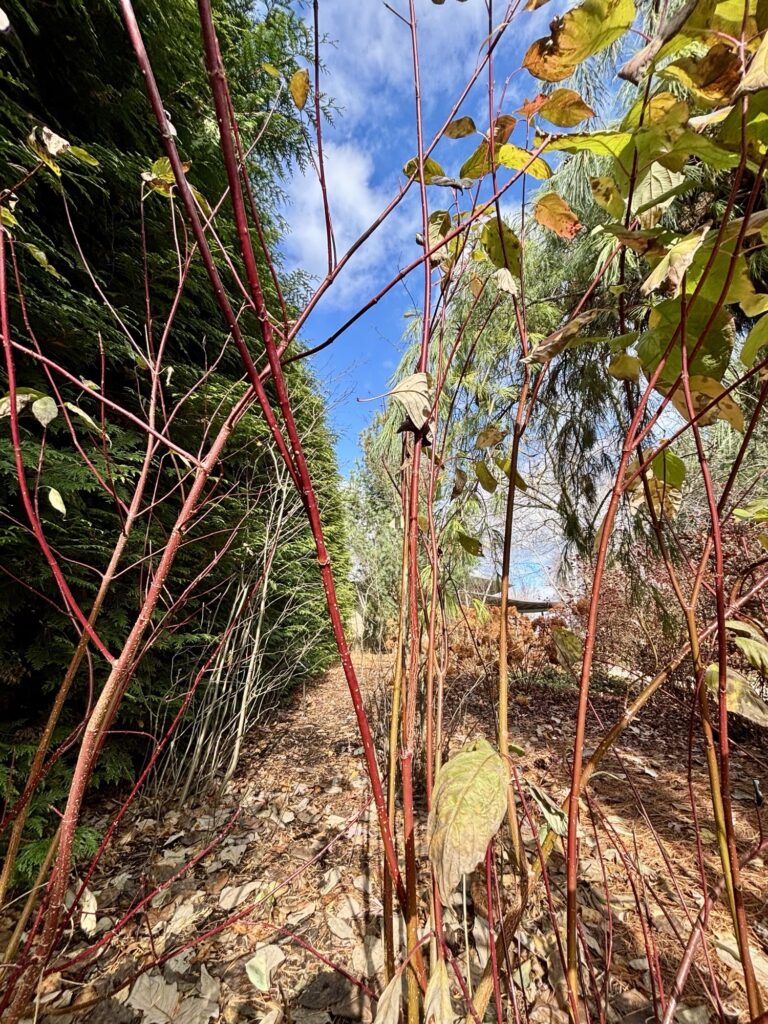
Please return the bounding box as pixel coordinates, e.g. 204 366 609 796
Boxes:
281 0 566 474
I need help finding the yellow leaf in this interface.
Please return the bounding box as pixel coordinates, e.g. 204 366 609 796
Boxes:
736 26 768 94
608 352 641 382
460 140 494 179
641 226 710 297
538 88 596 127
289 68 310 110
497 143 552 179
590 176 625 218
427 739 508 904
523 0 635 81
663 43 741 107
534 192 582 238
662 376 744 431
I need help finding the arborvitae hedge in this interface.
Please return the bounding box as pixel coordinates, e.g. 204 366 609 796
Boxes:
0 0 350 881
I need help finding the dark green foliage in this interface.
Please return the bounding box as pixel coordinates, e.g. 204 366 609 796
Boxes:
0 0 349 883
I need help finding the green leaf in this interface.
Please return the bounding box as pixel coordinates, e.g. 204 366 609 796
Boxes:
48 488 66 517
494 457 528 490
403 156 446 184
705 664 768 727
637 298 734 388
476 425 506 448
632 163 688 220
31 396 57 428
457 531 483 557
460 140 494 180
1 207 19 229
651 448 686 491
480 219 520 273
741 314 768 367
444 116 477 139
527 781 568 836
544 131 633 159
289 68 310 110
733 497 768 521
25 243 61 279
735 636 768 674
68 145 100 168
190 185 212 220
497 143 552 179
387 372 432 430
427 738 508 903
474 460 497 493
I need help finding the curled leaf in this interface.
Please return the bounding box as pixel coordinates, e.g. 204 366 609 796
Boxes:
246 945 285 992
289 69 310 110
387 372 433 431
451 468 467 498
424 960 455 1024
444 116 476 139
661 376 744 431
474 460 497 493
641 226 710 297
476 425 506 449
523 309 602 364
28 125 70 175
374 972 403 1024
48 488 66 517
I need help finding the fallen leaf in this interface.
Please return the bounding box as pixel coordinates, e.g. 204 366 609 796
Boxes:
246 945 286 992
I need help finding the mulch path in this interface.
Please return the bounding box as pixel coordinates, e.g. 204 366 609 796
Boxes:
10 652 768 1023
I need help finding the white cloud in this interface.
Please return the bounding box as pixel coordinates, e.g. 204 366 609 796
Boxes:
283 139 416 305
281 0 574 308
313 0 488 132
